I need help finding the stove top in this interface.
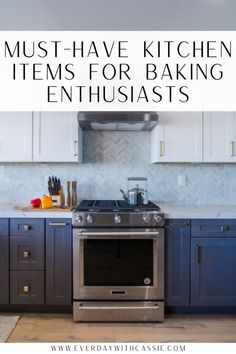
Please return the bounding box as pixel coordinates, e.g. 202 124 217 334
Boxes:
74 200 161 212
73 200 164 227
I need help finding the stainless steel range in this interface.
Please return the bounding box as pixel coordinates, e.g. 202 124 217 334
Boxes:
73 200 165 322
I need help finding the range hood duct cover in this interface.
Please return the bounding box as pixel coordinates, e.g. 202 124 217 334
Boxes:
78 112 158 131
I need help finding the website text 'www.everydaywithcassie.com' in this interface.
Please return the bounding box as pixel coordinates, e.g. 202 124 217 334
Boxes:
50 344 186 353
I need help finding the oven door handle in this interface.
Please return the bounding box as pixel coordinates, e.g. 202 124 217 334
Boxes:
76 231 159 239
78 305 159 310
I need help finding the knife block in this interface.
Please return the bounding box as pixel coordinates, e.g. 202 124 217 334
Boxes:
51 195 61 207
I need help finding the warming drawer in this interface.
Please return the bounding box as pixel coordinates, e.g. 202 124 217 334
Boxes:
73 301 164 322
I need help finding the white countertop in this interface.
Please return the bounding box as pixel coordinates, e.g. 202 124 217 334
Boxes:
157 203 236 219
0 203 73 218
1 202 236 219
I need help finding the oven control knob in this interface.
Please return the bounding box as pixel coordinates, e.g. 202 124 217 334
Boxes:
86 214 94 224
154 214 163 225
114 214 121 224
75 215 83 224
143 214 151 224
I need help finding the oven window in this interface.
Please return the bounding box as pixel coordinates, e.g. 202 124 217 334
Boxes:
83 239 153 286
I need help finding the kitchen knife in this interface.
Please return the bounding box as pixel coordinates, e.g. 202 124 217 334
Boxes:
48 177 53 195
52 176 57 195
55 177 60 195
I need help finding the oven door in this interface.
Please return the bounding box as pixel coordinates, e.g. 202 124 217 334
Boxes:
73 228 164 300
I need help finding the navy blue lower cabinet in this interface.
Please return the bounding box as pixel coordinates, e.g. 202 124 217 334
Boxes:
46 219 72 306
0 219 9 304
191 238 236 306
165 220 191 306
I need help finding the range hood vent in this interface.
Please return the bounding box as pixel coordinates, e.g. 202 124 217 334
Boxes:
78 112 158 131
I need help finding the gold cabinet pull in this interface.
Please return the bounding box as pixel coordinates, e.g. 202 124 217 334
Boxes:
23 251 30 258
160 141 165 157
74 140 78 157
23 285 29 293
23 225 31 231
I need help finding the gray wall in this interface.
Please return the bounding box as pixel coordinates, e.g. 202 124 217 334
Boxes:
1 131 236 205
0 0 236 30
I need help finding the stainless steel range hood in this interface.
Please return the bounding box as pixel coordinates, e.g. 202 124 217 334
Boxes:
78 112 159 131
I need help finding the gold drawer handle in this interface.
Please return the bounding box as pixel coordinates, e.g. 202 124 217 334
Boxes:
74 140 78 157
23 285 29 293
23 225 31 231
23 251 30 258
160 140 165 157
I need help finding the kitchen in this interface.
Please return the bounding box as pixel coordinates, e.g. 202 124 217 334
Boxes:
1 0 236 348
0 111 236 343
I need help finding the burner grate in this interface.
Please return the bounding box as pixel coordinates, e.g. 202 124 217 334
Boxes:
117 200 160 211
94 200 117 208
75 200 160 212
78 200 95 207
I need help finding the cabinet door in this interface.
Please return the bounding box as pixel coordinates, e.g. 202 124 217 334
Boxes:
33 112 82 162
46 219 72 305
204 112 236 162
151 112 203 163
165 220 190 306
191 238 236 306
0 219 9 304
0 112 33 162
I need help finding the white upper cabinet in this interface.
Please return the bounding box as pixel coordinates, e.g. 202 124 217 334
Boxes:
151 112 203 163
33 112 82 162
204 112 236 163
0 112 33 162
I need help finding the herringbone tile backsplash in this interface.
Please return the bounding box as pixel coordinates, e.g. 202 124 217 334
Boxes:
1 131 236 204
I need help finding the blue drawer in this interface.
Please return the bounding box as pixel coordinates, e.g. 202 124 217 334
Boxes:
10 235 44 271
10 219 44 237
10 270 44 305
191 219 236 237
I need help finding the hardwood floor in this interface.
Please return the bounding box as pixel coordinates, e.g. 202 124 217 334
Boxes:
7 313 236 343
